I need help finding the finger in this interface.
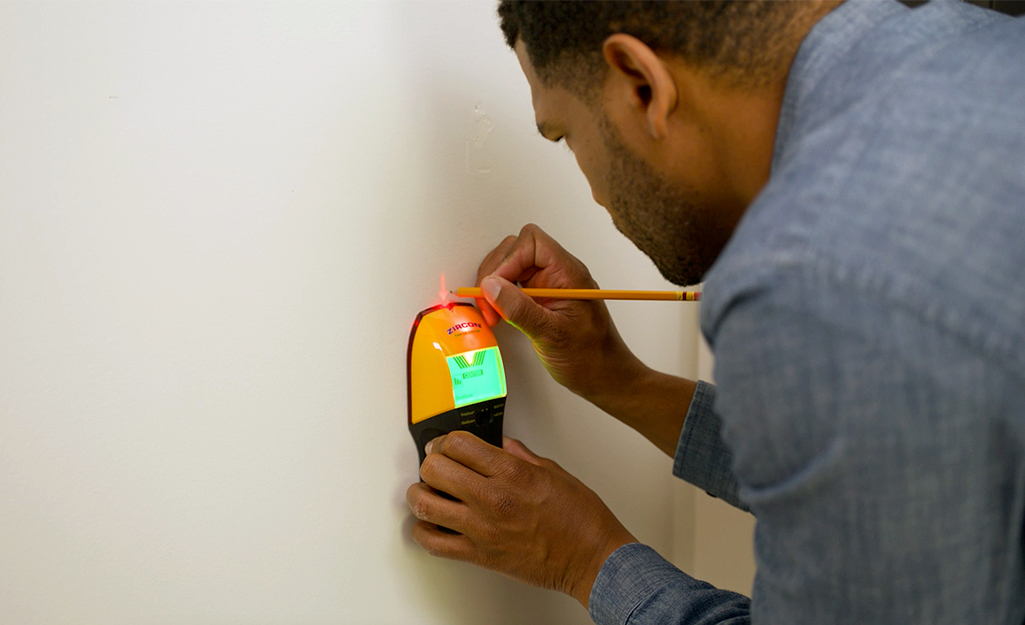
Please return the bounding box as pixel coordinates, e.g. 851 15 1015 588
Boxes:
419 445 488 503
411 519 476 561
502 435 545 467
406 481 470 532
477 290 503 328
492 224 593 289
487 224 546 284
476 235 518 326
480 275 555 340
430 430 511 478
476 235 518 283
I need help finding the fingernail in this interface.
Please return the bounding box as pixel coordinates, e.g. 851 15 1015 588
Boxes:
482 277 501 302
425 437 440 455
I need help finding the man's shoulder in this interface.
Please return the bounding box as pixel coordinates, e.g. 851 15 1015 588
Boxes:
703 167 1025 381
701 2 1025 368
779 0 1021 144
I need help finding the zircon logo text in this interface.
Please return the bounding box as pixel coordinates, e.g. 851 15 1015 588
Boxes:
447 322 482 335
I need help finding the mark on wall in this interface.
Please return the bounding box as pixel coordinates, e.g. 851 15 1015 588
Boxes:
466 101 493 174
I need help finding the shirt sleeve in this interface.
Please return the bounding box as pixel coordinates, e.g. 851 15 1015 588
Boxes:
584 384 754 625
589 543 750 625
672 381 749 512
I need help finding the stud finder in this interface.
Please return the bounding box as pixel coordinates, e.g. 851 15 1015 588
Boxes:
407 302 506 465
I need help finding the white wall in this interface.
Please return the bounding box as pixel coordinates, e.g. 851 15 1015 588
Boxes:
0 2 706 624
689 340 756 596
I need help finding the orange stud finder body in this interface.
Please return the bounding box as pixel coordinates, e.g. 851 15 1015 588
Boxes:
407 302 507 465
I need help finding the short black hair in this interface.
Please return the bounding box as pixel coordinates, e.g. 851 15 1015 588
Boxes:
497 0 819 93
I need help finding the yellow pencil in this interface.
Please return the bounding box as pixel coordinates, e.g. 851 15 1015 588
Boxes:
453 287 701 301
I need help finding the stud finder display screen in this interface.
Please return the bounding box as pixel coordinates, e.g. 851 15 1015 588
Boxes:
446 347 506 407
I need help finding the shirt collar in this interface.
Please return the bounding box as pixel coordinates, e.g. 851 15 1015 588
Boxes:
773 0 907 169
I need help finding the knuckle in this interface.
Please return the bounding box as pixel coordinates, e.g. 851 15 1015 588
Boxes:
480 236 517 274
476 520 501 546
421 533 445 557
416 530 446 558
419 454 440 479
521 222 549 245
411 494 431 521
500 457 529 482
446 430 476 453
481 475 524 518
490 490 518 518
539 457 561 472
540 317 571 348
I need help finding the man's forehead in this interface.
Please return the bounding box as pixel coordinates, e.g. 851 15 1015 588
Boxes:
513 40 542 99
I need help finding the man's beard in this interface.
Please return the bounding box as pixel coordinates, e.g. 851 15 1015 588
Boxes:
600 115 726 287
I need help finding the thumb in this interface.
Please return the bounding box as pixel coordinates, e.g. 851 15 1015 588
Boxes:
502 436 545 467
481 276 552 340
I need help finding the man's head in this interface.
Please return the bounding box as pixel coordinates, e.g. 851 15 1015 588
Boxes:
498 1 839 286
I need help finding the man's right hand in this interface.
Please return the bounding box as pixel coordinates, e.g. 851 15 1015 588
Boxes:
473 223 646 405
473 223 698 458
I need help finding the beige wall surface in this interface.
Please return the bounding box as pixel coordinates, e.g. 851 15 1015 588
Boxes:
0 2 726 624
689 338 757 597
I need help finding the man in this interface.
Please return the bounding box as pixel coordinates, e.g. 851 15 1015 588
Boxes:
405 1 1025 623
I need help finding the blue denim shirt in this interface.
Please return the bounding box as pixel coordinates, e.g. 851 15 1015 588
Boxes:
589 1 1025 623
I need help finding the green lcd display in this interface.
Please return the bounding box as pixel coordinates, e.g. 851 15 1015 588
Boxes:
446 347 507 408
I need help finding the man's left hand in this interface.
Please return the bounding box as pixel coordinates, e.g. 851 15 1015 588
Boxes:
406 431 636 608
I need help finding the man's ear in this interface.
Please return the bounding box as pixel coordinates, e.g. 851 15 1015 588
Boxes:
601 34 678 140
